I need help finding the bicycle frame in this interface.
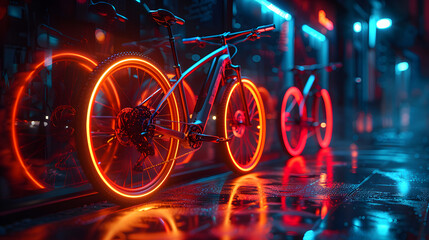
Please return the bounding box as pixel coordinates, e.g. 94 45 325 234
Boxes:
284 73 318 119
151 44 240 140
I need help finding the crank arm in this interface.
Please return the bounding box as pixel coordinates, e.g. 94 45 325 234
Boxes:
190 132 231 143
152 125 185 140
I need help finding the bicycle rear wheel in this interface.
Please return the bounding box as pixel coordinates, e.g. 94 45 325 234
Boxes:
76 52 180 205
217 78 266 173
312 89 333 148
11 52 96 189
280 87 307 156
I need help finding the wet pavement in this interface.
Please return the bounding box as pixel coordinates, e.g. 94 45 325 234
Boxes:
1 129 429 240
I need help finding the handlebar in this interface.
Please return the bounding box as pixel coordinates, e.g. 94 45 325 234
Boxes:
182 24 275 45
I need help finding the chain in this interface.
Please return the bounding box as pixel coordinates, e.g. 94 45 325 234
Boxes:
141 148 198 171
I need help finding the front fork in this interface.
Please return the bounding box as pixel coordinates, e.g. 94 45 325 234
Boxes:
230 64 251 126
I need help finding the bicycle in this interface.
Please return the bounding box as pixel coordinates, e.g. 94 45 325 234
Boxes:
280 63 342 156
76 4 274 204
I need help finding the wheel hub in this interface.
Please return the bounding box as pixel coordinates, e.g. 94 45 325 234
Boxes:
115 106 155 156
232 110 246 138
50 105 76 140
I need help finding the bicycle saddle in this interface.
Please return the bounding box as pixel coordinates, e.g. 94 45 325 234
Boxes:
150 9 185 26
89 1 127 23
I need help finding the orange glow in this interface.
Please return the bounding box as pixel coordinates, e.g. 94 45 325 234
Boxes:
315 89 333 148
95 28 106 43
11 52 97 189
316 148 334 187
320 200 329 219
221 173 268 239
166 73 176 79
85 57 180 199
281 87 307 156
224 79 266 172
318 10 334 31
100 205 180 240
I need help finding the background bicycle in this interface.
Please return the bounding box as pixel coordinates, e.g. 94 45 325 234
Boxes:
280 63 342 156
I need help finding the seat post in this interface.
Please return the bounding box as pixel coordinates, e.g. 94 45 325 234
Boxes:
167 26 182 78
167 25 189 125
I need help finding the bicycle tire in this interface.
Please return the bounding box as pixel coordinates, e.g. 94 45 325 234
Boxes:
280 86 307 156
312 89 333 148
76 52 180 205
217 78 266 174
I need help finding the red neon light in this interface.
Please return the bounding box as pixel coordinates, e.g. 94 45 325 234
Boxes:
318 10 334 31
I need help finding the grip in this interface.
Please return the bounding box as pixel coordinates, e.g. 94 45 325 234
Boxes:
256 24 276 33
182 37 201 44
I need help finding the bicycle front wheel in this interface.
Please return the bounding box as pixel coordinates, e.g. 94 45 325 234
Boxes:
280 87 307 156
313 89 333 148
76 52 180 205
217 78 266 173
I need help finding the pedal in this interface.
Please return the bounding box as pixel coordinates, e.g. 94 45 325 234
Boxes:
216 137 231 142
192 133 231 143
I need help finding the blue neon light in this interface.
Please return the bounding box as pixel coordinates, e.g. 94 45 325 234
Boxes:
353 22 362 33
376 18 392 29
396 62 409 72
302 25 326 41
254 0 292 21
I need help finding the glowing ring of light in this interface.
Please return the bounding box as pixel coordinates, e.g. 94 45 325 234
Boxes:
11 52 97 189
224 79 266 172
314 89 333 148
280 86 307 156
85 57 180 198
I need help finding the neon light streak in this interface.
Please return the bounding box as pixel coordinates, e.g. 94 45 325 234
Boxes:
86 58 180 198
254 0 292 21
369 15 377 48
302 25 326 41
318 10 333 31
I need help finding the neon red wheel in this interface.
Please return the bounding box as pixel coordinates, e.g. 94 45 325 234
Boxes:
11 52 97 189
313 89 333 148
218 78 266 173
280 87 307 156
77 52 180 204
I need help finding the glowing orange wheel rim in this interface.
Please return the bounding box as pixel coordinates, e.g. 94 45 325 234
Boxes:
11 52 97 189
83 57 179 199
313 89 333 148
281 87 307 156
223 79 266 172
